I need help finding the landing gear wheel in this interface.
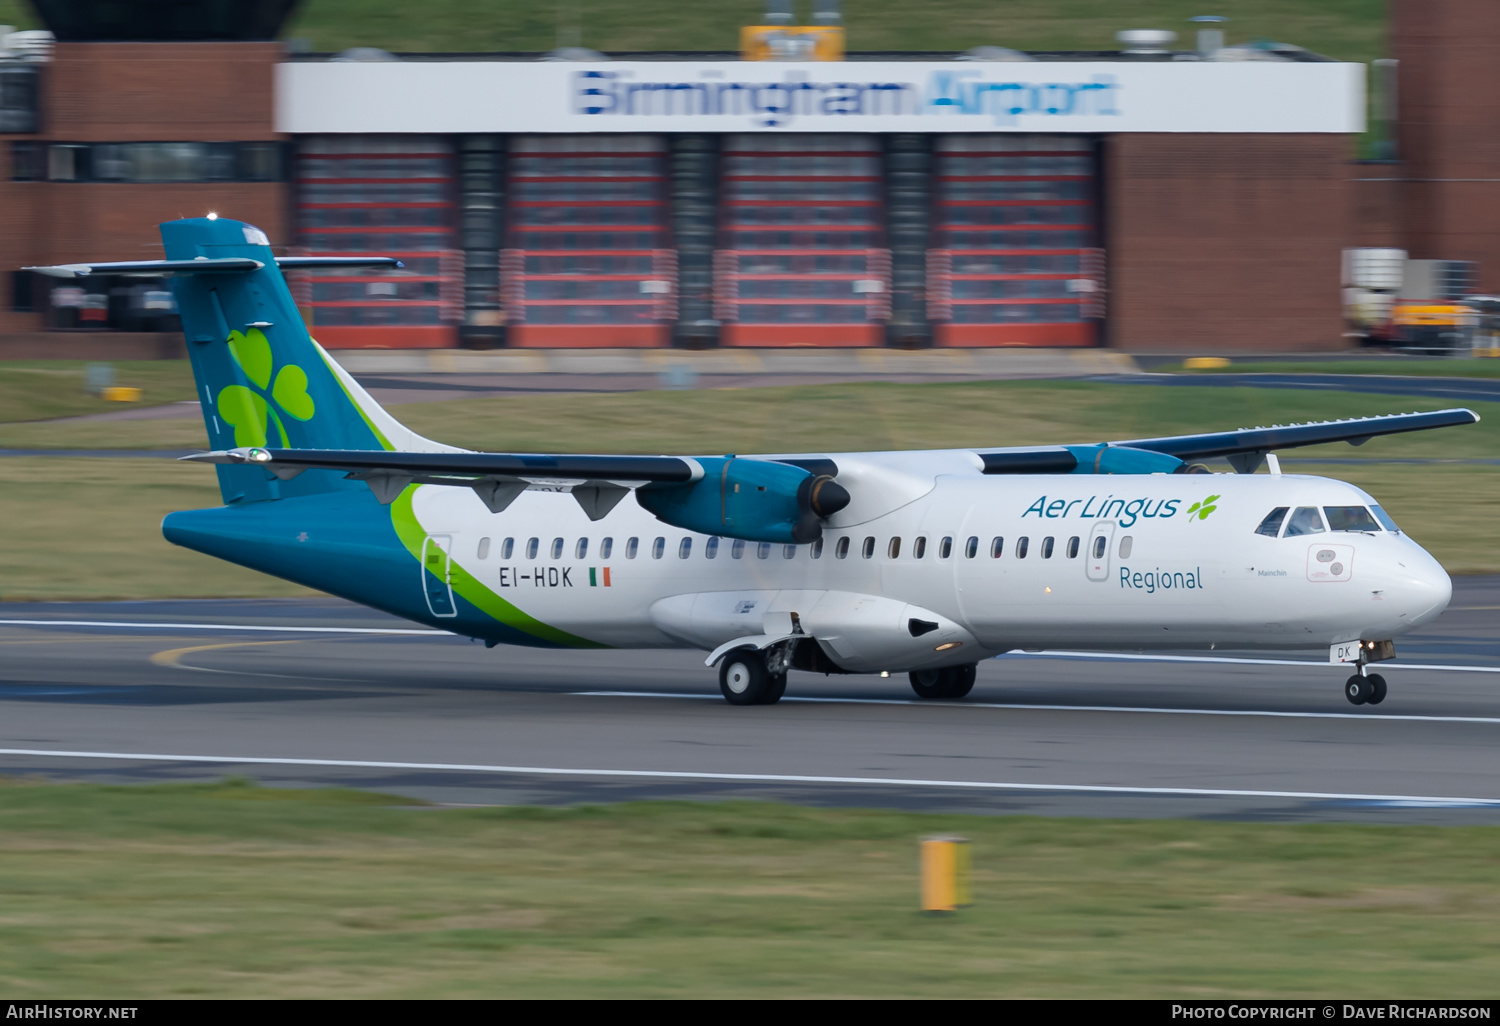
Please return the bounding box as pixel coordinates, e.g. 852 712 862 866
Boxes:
909 669 947 699
1366 673 1388 706
720 650 773 706
946 664 977 699
908 664 978 700
1345 674 1372 706
762 671 787 705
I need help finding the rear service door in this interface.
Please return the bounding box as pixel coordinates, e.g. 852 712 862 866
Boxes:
1086 520 1116 582
422 534 457 617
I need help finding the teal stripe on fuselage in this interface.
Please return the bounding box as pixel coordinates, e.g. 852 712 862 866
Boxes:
161 489 569 647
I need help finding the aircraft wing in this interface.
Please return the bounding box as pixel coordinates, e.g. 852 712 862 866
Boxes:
976 408 1480 475
183 407 1476 538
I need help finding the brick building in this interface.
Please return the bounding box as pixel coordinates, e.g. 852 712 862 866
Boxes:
5 3 1470 356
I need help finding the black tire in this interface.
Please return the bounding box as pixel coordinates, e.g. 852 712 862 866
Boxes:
762 672 788 705
719 650 772 706
909 669 947 699
946 664 978 699
1345 674 1370 706
1366 673 1388 706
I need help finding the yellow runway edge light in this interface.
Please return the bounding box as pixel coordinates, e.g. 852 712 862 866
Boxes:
920 835 972 913
101 386 142 402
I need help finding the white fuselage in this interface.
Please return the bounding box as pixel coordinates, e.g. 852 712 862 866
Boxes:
406 453 1452 672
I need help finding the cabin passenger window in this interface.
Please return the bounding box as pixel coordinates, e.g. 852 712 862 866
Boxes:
652 537 666 559
732 539 746 559
1092 536 1106 559
1042 536 1055 559
913 537 926 559
1370 504 1401 534
757 542 771 559
1118 536 1132 558
862 537 876 559
887 537 901 559
625 537 639 559
940 536 953 559
1066 536 1080 559
965 536 978 558
600 537 613 559
1255 507 1289 538
1016 536 1030 559
551 537 564 559
501 537 514 560
526 537 539 559
811 538 824 559
705 536 719 559
575 538 588 559
1284 506 1326 537
477 537 490 559
835 537 849 559
1325 506 1381 533
989 537 1004 558
784 544 797 559
679 537 692 558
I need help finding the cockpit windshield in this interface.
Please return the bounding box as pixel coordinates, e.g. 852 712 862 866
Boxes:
1324 506 1381 533
1369 504 1401 534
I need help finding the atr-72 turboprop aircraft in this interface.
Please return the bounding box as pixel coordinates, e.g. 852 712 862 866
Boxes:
31 218 1476 707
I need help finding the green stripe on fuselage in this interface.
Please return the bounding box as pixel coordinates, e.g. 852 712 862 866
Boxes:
389 486 604 648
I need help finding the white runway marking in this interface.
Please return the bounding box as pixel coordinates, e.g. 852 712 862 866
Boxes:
0 746 1495 807
0 619 448 636
1012 651 1500 674
576 691 1500 725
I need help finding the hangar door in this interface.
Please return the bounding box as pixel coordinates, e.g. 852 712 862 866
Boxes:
502 135 675 347
928 134 1104 347
715 134 889 347
292 135 462 349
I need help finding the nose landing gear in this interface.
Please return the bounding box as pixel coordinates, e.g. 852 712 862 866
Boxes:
1344 672 1388 706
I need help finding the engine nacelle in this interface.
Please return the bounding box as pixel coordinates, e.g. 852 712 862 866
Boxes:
636 457 850 544
1065 444 1184 475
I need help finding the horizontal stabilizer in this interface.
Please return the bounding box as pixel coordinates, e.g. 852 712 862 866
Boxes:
25 258 263 278
24 256 403 278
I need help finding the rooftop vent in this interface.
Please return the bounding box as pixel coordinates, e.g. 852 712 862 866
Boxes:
1116 29 1176 55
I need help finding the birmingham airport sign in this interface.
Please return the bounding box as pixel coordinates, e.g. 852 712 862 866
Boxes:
278 60 1365 135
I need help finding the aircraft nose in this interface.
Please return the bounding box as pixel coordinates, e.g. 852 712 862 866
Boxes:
1395 550 1452 628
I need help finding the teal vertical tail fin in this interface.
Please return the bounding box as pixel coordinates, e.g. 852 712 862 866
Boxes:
163 217 452 504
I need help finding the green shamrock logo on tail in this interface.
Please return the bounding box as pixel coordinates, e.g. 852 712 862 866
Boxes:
1185 494 1220 521
217 328 315 447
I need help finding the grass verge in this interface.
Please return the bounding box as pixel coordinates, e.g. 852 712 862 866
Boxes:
0 780 1494 998
0 457 313 600
0 361 197 425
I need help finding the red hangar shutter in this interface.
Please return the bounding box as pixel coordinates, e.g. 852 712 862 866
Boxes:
929 134 1104 348
502 135 674 348
291 135 462 350
716 134 890 348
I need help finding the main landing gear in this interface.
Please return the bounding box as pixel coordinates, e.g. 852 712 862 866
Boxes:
909 664 977 700
1345 672 1388 706
718 646 788 706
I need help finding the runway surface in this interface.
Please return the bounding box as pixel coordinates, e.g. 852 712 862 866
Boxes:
1 577 1498 824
